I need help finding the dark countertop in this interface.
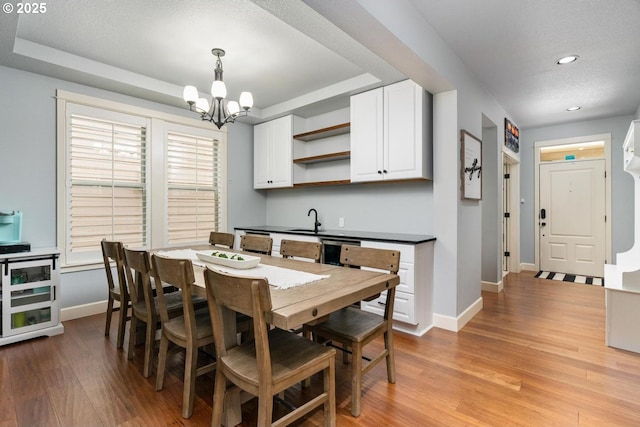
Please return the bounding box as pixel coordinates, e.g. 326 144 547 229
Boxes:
234 225 436 245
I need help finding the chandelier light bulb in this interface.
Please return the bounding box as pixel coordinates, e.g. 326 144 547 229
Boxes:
195 97 210 113
183 85 198 104
211 80 227 99
239 91 254 110
227 100 240 116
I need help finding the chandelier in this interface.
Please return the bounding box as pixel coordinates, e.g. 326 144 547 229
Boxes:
182 48 253 129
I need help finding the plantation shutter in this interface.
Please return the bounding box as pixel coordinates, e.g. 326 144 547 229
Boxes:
166 130 221 244
65 105 148 264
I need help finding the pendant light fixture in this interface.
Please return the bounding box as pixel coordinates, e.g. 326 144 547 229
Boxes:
183 48 253 129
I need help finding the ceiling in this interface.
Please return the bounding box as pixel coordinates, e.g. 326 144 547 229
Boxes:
1 0 638 129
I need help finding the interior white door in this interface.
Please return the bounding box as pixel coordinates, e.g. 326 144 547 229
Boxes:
539 159 605 277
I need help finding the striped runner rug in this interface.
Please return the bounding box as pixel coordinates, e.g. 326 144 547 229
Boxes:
535 271 604 286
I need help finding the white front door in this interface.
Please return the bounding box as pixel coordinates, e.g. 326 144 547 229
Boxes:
539 159 605 277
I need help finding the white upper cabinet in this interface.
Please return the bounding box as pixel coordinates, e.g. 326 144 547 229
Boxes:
350 87 384 182
254 115 294 189
350 79 432 183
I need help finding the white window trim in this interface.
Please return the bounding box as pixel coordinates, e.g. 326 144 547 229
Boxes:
56 90 227 272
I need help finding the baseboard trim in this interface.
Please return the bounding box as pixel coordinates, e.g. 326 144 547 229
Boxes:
392 321 433 337
61 301 108 322
481 280 503 293
433 297 483 332
520 262 537 272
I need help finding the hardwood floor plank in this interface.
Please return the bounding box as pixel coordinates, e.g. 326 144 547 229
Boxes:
0 349 17 427
14 395 60 427
46 373 106 427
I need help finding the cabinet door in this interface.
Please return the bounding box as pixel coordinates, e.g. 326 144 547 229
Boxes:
253 121 271 188
350 88 384 182
384 79 425 180
268 116 293 188
253 116 293 189
360 240 416 324
2 257 59 337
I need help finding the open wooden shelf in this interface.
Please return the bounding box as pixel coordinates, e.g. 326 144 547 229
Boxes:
293 151 350 164
293 122 350 142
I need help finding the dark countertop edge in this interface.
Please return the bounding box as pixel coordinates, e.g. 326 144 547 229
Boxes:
234 226 436 245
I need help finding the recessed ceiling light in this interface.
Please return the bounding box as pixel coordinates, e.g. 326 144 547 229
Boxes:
566 106 581 111
557 55 579 65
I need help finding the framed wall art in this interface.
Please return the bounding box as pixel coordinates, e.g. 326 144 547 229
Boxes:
505 118 519 153
461 130 482 200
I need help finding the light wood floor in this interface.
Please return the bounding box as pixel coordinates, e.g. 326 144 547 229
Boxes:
3 271 640 426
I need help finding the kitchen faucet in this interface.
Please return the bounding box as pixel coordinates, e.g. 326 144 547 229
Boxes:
308 208 321 233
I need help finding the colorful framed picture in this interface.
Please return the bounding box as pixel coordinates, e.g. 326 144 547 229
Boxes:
505 118 519 153
461 130 482 200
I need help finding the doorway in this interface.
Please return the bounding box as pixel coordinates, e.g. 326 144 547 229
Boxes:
503 162 510 275
534 135 611 277
502 152 520 275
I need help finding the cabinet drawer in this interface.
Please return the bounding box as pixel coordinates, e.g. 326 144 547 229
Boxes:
397 262 414 294
361 290 415 325
361 263 413 293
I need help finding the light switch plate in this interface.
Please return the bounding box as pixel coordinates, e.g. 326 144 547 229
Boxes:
338 217 344 227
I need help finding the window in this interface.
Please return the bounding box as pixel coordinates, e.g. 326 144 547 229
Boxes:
57 91 227 269
539 140 606 162
166 126 223 244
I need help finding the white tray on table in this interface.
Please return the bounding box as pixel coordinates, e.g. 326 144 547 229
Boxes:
195 250 260 269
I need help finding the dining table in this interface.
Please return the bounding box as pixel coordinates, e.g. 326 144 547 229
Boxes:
155 245 400 426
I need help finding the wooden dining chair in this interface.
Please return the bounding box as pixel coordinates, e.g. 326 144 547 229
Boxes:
303 245 400 417
203 267 336 427
100 239 130 349
240 234 273 255
123 248 187 378
209 231 235 248
279 239 322 263
151 254 216 419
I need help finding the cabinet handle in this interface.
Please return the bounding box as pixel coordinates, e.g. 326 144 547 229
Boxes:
383 170 388 174
377 170 382 175
377 301 386 306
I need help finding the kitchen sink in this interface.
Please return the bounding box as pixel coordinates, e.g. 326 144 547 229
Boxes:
287 228 319 233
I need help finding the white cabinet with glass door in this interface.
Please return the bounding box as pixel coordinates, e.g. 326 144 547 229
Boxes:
1 249 63 346
254 115 296 189
350 79 432 182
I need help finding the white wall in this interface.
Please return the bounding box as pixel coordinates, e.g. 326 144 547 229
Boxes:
519 115 636 266
0 65 262 309
264 181 433 233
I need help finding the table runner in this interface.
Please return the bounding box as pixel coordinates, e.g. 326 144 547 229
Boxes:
156 249 329 290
